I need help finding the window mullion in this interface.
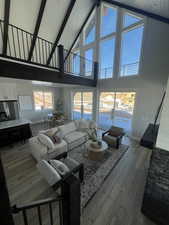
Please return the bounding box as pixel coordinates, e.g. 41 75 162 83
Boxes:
113 8 123 79
122 21 144 33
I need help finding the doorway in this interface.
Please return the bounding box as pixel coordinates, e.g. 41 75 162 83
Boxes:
72 91 93 120
98 92 136 133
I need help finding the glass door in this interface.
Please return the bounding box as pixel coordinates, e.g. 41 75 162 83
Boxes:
98 92 136 133
98 92 115 130
72 92 93 120
83 92 93 120
73 92 82 120
113 92 136 132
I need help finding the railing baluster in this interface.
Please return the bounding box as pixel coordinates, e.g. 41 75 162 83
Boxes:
54 50 57 68
21 31 26 60
42 39 45 64
45 41 48 64
26 33 29 59
17 28 21 58
38 38 41 64
35 42 38 63
22 209 28 225
7 28 11 56
37 206 42 225
11 26 16 57
49 202 53 225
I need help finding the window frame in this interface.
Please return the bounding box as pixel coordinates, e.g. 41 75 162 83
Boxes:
99 4 118 79
118 9 145 78
71 90 94 120
100 3 118 39
33 91 54 111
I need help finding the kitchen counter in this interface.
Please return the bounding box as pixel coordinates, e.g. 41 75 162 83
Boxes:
0 119 31 130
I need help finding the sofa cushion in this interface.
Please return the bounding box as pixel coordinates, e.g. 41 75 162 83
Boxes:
38 134 55 150
64 131 86 144
37 160 61 186
79 119 90 129
59 122 77 137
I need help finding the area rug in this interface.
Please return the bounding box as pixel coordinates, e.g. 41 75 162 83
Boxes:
68 144 128 208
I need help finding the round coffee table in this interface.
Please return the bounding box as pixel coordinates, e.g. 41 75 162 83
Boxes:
86 140 108 160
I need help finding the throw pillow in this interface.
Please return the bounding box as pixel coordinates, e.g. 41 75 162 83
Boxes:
53 132 62 144
38 134 55 149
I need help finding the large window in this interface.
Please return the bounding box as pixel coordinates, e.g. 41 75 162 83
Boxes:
72 92 93 120
120 13 144 77
71 4 144 80
100 38 115 79
34 91 53 110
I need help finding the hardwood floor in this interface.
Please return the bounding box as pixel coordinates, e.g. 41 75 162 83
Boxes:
1 137 156 225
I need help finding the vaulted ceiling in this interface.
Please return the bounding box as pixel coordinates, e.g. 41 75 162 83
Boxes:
0 0 96 51
109 0 169 18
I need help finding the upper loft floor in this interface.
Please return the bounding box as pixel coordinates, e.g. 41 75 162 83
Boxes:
0 0 99 87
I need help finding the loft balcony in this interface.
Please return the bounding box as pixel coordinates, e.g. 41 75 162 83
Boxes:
0 20 98 87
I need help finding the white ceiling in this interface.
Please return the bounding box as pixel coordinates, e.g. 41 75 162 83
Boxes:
115 0 169 18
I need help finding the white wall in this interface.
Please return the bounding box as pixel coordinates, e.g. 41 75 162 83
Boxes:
62 18 169 139
0 77 62 122
156 77 169 151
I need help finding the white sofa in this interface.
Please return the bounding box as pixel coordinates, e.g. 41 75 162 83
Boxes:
29 119 97 161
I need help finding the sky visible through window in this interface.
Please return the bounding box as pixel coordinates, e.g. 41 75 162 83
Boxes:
100 7 143 78
101 6 117 37
120 25 143 76
73 6 144 78
100 38 115 78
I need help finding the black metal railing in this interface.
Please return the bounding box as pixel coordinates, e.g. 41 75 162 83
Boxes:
12 197 63 225
99 67 113 79
0 20 97 80
64 49 94 78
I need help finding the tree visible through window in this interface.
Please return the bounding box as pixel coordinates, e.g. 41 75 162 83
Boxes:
34 91 53 110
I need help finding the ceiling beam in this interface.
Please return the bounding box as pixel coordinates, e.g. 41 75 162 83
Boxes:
3 0 11 56
28 0 47 61
0 59 96 87
64 1 99 62
104 0 169 24
46 0 76 66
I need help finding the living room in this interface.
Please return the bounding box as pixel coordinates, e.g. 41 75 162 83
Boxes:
1 1 169 225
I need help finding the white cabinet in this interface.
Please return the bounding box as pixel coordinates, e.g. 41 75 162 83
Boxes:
0 83 17 100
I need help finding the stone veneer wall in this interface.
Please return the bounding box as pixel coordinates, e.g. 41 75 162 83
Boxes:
141 148 169 225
